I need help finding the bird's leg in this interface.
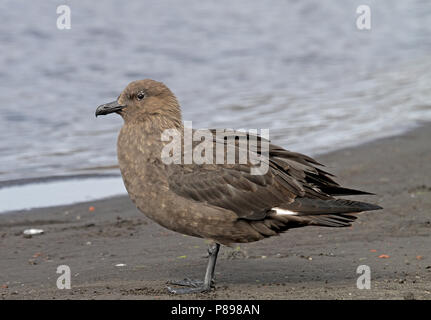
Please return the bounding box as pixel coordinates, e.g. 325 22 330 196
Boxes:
204 242 220 286
167 243 220 294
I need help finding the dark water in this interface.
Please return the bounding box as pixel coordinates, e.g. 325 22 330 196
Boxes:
1 0 431 182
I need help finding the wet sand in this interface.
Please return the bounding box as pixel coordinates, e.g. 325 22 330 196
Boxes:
1 125 430 300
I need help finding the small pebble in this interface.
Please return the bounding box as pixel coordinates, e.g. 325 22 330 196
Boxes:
115 263 126 267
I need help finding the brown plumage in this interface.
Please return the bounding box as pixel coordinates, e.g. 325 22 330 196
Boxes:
96 79 382 294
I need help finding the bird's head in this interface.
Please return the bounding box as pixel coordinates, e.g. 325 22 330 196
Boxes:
96 79 182 127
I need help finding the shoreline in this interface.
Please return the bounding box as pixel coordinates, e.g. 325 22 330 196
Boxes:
0 173 121 189
0 124 430 299
0 122 429 215
0 120 428 189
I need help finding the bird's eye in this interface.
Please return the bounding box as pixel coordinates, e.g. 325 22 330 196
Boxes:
136 91 146 100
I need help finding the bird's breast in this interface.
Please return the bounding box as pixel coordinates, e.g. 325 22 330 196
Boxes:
117 124 170 196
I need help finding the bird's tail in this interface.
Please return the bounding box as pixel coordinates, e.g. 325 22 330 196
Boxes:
246 198 382 241
274 198 382 228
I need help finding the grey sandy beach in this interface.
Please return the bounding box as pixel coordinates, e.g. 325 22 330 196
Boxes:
1 124 430 300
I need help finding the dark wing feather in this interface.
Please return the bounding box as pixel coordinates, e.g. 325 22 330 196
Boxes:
169 164 295 220
168 129 379 223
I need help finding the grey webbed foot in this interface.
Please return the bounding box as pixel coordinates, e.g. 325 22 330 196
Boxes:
167 284 211 294
166 278 214 294
167 278 203 287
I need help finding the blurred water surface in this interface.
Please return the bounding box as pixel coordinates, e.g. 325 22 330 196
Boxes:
1 0 431 181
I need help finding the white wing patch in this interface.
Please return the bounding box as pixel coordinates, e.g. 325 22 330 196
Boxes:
274 207 298 216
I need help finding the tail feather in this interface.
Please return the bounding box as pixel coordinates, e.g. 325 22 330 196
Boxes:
307 214 358 227
273 198 382 228
281 198 382 215
253 198 383 238
318 185 375 196
267 211 358 230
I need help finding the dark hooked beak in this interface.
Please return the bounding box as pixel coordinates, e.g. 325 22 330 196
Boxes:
95 101 126 117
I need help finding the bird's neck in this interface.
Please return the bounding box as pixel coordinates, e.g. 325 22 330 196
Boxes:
117 119 183 196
